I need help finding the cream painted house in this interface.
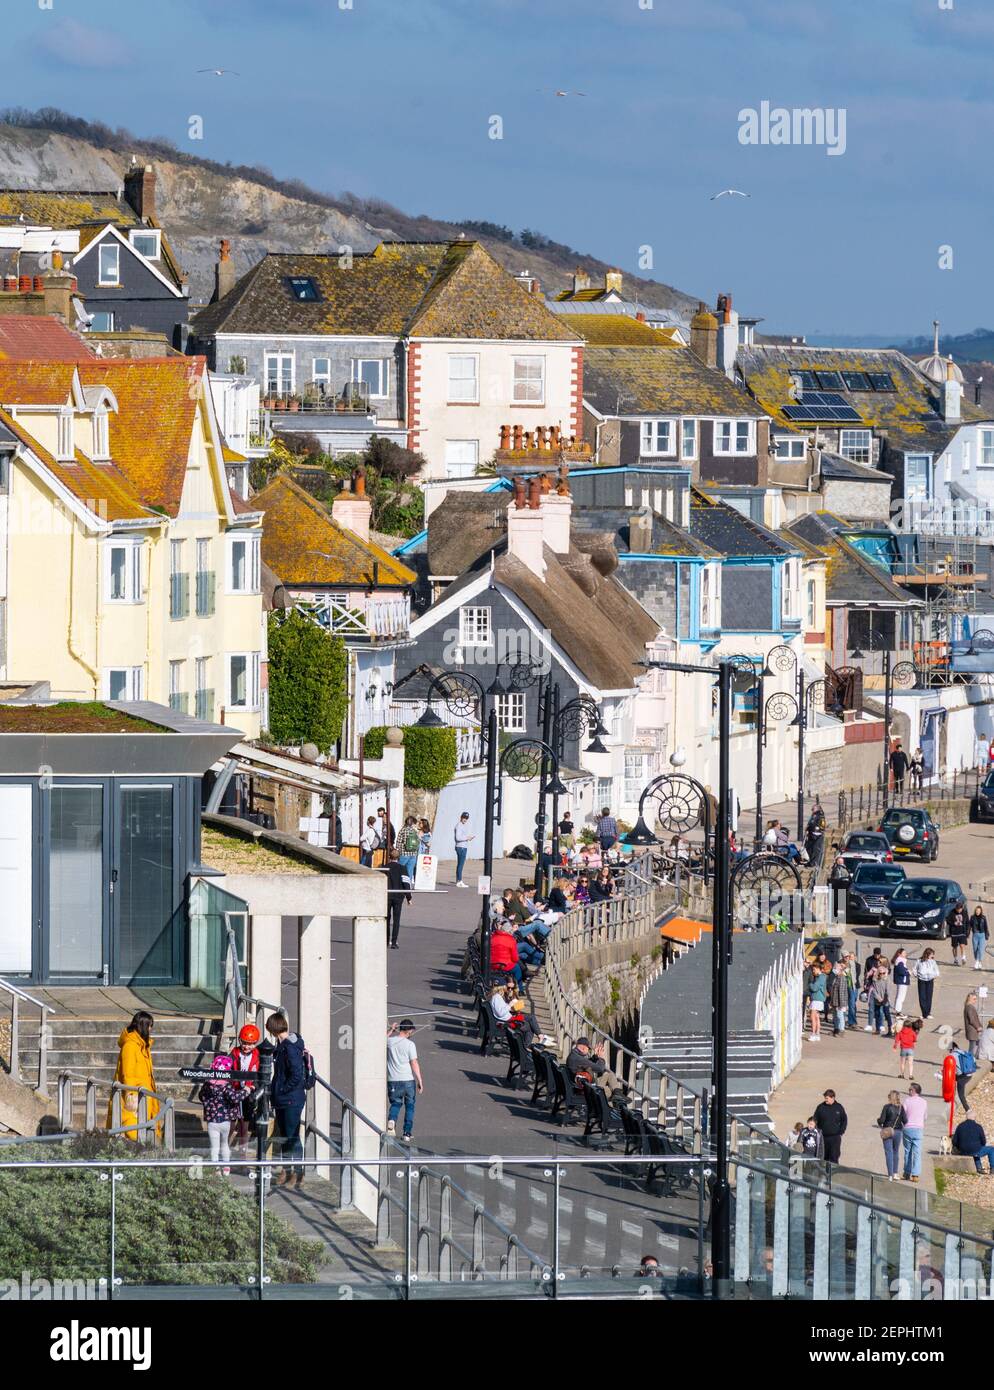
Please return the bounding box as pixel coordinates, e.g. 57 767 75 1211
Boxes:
0 356 266 734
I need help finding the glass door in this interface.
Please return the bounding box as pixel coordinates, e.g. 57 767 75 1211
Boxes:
48 785 106 979
113 785 176 984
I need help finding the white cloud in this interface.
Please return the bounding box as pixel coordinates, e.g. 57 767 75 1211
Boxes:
36 17 134 70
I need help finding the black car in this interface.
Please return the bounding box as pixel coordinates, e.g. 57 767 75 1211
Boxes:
970 772 994 823
836 830 894 875
880 878 966 938
878 807 940 862
845 863 908 925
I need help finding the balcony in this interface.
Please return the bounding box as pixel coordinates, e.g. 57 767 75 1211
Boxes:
899 498 994 539
262 384 376 417
195 688 214 722
311 594 411 644
169 692 189 715
196 570 216 619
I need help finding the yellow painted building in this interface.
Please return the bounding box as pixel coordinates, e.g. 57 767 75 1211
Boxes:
0 356 265 735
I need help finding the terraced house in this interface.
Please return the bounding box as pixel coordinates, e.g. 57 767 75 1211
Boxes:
189 238 582 481
0 354 266 733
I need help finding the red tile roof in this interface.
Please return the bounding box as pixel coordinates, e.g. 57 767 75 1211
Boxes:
0 315 94 362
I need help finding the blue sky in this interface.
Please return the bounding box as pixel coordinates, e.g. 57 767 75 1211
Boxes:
7 0 994 335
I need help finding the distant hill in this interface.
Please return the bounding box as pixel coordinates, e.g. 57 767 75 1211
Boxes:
0 107 701 318
805 327 994 363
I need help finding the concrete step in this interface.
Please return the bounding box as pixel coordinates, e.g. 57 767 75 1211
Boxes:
19 1018 221 1039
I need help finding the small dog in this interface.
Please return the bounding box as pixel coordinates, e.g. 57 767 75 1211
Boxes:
938 1134 953 1156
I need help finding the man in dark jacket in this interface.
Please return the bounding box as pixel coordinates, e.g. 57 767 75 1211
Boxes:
566 1036 623 1100
813 1089 848 1164
953 1116 994 1172
380 852 413 949
804 801 827 871
266 1012 307 1187
889 742 910 795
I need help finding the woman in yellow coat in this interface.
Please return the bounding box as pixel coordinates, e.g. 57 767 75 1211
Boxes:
107 1011 160 1140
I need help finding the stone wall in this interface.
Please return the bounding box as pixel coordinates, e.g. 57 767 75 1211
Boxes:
559 926 669 1038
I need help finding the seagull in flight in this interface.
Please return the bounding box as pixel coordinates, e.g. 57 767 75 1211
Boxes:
710 189 751 200
198 67 240 77
540 89 587 97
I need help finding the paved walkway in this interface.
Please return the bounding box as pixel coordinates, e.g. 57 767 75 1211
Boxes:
768 819 994 1188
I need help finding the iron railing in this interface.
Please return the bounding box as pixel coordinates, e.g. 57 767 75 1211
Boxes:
55 1069 175 1148
0 976 52 1092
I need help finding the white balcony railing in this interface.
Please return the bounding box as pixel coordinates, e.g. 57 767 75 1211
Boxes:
899 498 994 539
311 594 411 642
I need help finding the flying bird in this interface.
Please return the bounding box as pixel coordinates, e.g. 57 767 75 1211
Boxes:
540 89 587 97
710 189 751 200
198 68 240 77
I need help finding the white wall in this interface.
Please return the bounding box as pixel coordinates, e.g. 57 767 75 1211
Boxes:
892 684 994 777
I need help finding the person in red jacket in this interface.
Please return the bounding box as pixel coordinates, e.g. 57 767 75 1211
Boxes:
488 922 524 987
893 1017 922 1081
228 1022 261 1151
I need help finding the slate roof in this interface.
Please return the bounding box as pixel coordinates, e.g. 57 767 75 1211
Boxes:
737 345 983 456
252 473 415 588
583 346 763 418
571 507 720 558
818 450 893 484
427 490 511 575
193 239 578 343
689 488 798 557
786 513 921 607
565 314 673 346
0 315 93 361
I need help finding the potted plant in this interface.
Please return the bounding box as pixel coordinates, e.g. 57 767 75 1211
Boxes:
288 394 301 413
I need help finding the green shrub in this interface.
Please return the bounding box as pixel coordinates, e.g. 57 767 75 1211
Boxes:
0 1139 322 1286
267 611 347 754
362 725 457 791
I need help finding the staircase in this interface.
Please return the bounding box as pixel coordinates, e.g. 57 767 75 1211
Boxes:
640 1030 776 1133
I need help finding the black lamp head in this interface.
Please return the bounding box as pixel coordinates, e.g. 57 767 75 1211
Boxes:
584 736 608 755
546 774 569 797
486 670 508 697
416 706 445 729
625 814 659 847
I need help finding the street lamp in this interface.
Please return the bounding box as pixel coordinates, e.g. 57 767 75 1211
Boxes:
848 624 917 811
789 675 828 839
494 734 567 905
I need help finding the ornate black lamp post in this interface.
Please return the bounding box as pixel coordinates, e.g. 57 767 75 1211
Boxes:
849 631 917 809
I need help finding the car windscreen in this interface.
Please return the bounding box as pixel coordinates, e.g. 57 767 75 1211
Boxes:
882 810 923 826
891 882 944 904
845 835 887 850
853 866 905 885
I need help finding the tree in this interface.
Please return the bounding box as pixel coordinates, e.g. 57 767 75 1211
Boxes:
363 436 426 537
266 611 348 753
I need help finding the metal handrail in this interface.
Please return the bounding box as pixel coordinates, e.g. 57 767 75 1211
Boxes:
56 1069 175 1149
0 974 53 1092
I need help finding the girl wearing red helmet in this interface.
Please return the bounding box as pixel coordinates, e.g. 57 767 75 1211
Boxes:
229 1023 261 1151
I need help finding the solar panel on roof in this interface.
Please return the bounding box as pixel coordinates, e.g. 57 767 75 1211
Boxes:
867 372 895 391
796 370 820 392
815 371 844 390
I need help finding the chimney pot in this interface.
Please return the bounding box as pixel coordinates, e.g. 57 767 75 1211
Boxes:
527 476 542 509
513 477 526 508
3 276 16 292
513 424 523 451
18 276 31 293
212 238 237 304
539 472 552 494
32 276 44 292
636 311 646 322
499 424 511 451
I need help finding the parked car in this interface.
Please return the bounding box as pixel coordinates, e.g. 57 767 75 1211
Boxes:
878 806 940 862
969 772 994 823
844 862 907 925
836 830 893 875
880 878 965 938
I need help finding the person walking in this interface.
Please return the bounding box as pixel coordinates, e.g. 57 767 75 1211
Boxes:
558 811 575 851
386 1019 423 1143
965 990 983 1059
910 748 925 794
863 946 883 988
108 1010 159 1142
914 947 940 1019
949 903 969 966
970 906 989 971
397 816 420 884
381 851 413 950
198 1054 241 1175
267 1012 307 1188
454 811 474 886
893 1017 922 1080
867 958 893 1037
889 741 910 796
807 959 829 1040
901 1083 927 1182
844 952 859 1029
595 806 619 854
359 815 381 868
418 818 432 855
804 800 827 872
950 1042 980 1113
813 1090 848 1165
876 1090 905 1180
829 962 848 1036
892 949 911 1016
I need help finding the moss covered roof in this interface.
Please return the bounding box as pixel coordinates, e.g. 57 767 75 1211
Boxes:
584 345 763 418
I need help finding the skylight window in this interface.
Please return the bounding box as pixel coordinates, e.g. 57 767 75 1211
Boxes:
285 276 321 302
815 370 844 391
867 372 896 391
842 371 871 391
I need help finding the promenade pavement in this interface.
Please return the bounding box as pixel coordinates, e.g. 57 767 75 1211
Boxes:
767 818 994 1188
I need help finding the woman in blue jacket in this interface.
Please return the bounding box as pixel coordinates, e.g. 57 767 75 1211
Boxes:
267 1012 308 1189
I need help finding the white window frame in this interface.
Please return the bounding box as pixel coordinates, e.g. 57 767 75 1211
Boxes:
774 436 806 461
104 666 143 701
806 578 817 630
962 441 972 475
227 652 261 711
640 419 675 457
700 563 722 630
169 659 185 698
595 776 614 808
128 229 161 261
92 408 110 460
444 439 479 479
714 419 755 455
496 691 526 732
905 454 931 498
447 354 479 404
312 357 332 389
782 558 801 623
104 539 144 605
458 605 491 647
351 358 389 399
624 750 654 806
57 408 74 461
264 351 294 397
681 419 698 460
839 429 872 464
88 311 116 334
512 355 545 405
980 430 994 469
227 533 261 594
98 242 120 287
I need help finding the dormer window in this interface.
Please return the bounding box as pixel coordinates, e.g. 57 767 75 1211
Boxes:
92 408 110 460
129 229 161 260
57 409 74 461
98 243 120 287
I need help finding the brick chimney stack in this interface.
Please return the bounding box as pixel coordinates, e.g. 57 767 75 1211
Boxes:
689 303 718 369
571 267 591 295
331 467 372 542
507 475 547 577
124 163 157 223
213 239 236 304
943 356 963 423
540 463 572 554
715 292 739 379
604 269 623 295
